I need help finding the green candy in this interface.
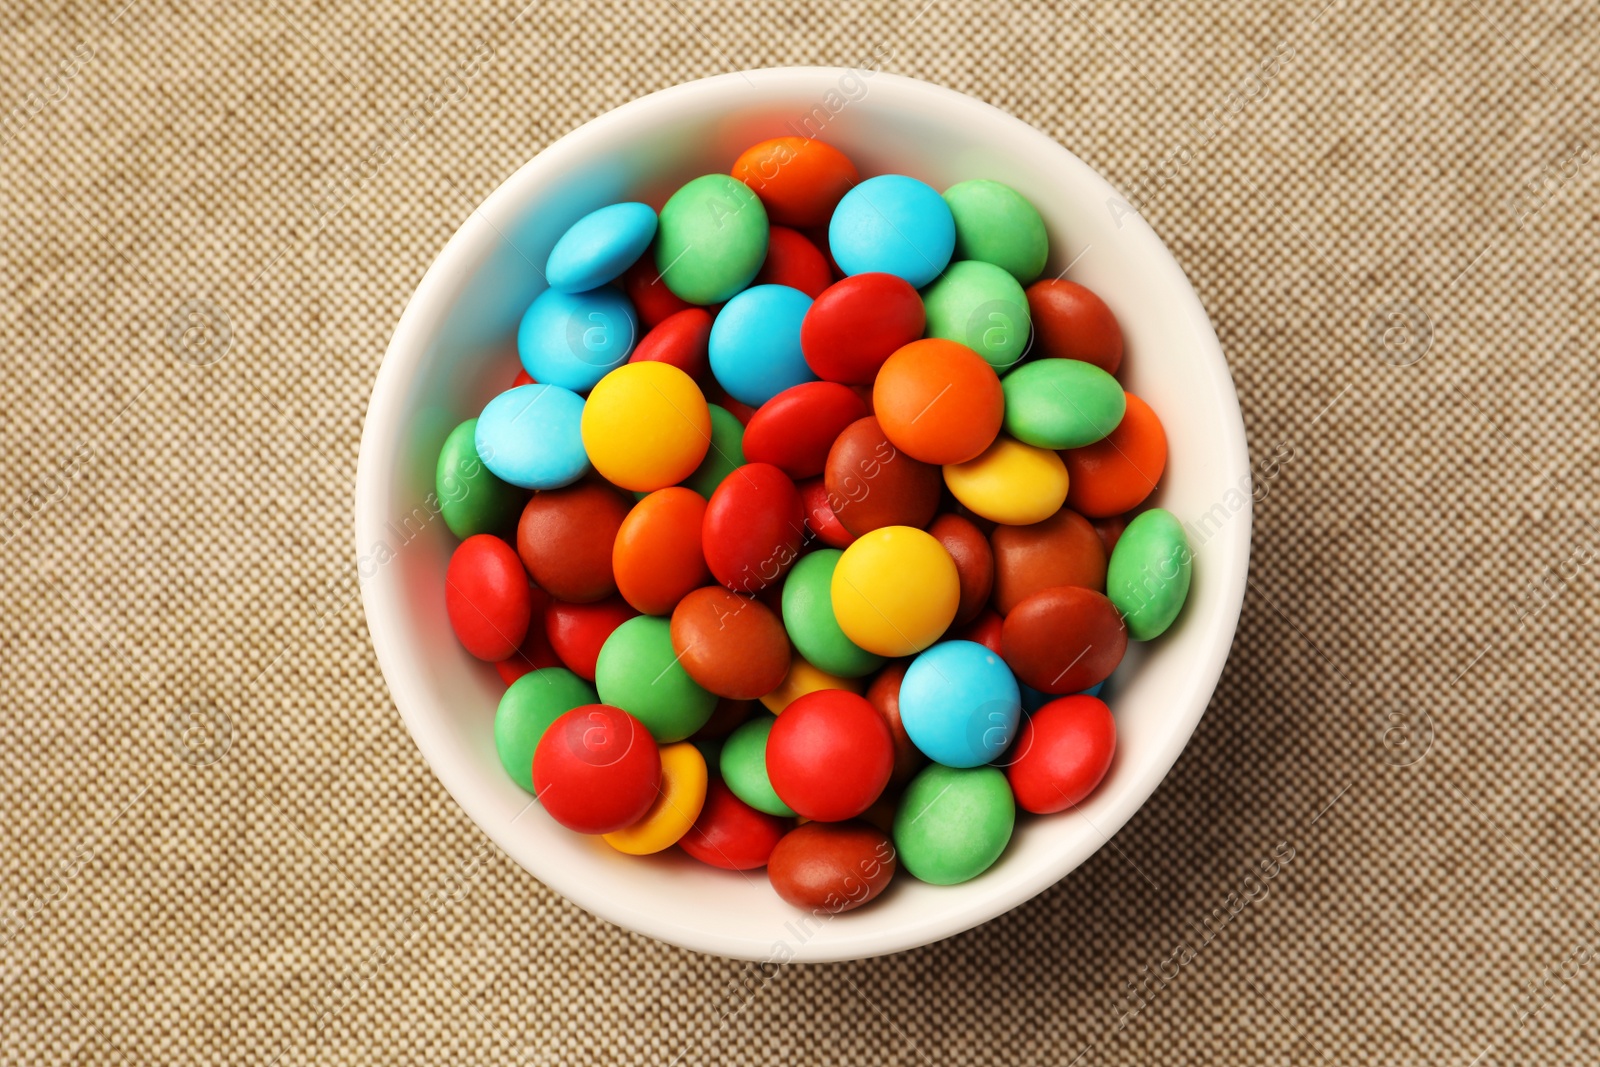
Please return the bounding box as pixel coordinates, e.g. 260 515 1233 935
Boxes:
435 419 525 539
943 179 1049 283
494 668 598 793
655 175 769 304
780 550 885 678
921 260 1031 375
1001 359 1127 449
893 765 1015 885
1106 509 1193 641
682 404 745 499
720 716 795 817
594 615 717 742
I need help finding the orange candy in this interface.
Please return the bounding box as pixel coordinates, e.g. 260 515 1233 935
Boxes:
1061 393 1168 517
872 339 1003 465
732 137 859 229
612 488 711 615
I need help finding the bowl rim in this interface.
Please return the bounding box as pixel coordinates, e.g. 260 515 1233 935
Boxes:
355 65 1251 961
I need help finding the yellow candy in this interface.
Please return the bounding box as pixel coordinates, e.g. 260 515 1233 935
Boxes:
760 654 863 713
942 435 1069 525
830 526 959 657
603 743 708 855
581 362 711 492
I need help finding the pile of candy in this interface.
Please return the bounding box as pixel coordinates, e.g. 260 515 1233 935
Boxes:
434 136 1193 915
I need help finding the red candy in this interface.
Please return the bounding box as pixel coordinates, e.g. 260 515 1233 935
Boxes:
495 584 562 685
623 253 695 324
1006 695 1117 814
679 779 789 870
797 476 855 548
612 488 710 616
445 534 531 662
863 661 926 786
765 689 894 822
825 417 941 537
801 273 925 384
754 227 833 298
743 382 870 480
629 307 712 380
953 608 1004 656
511 368 535 389
533 704 662 834
517 479 632 603
702 463 805 595
544 596 639 681
1001 586 1127 694
927 513 994 626
767 821 897 913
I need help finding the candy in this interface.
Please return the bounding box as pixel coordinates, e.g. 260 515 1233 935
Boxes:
1001 359 1126 450
594 615 717 742
765 690 894 822
801 272 925 384
872 338 1003 465
780 549 884 678
629 307 712 380
621 253 693 328
732 137 859 228
679 780 788 870
759 653 863 713
580 361 711 492
953 608 1004 656
702 463 804 594
943 435 1070 526
1000 585 1127 694
1006 695 1116 815
921 260 1031 375
445 534 531 661
604 742 709 854
1106 508 1193 640
517 286 638 392
767 820 897 913
798 476 855 548
927 513 995 625
670 585 791 700
721 716 796 817
829 175 954 288
863 661 927 786
753 226 833 297
532 704 661 834
893 765 1014 885
707 284 815 407
825 416 942 536
546 202 658 294
475 384 590 490
495 585 563 685
656 175 769 304
942 179 1049 284
743 382 869 480
898 640 1021 768
516 478 632 603
494 667 599 792
544 596 639 681
989 507 1107 614
830 525 959 657
612 488 710 616
436 419 524 539
1062 392 1167 518
681 404 746 499
1024 279 1124 375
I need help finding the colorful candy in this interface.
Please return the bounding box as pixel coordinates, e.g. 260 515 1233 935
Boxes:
942 179 1049 283
1000 585 1127 694
733 137 859 228
475 384 590 490
436 419 524 539
1024 279 1124 374
594 615 717 742
989 507 1107 614
754 226 833 297
612 488 710 615
681 404 745 499
707 284 815 407
743 382 869 480
920 260 1031 374
1001 359 1126 450
580 361 710 492
656 175 769 304
830 525 959 657
495 667 599 792
517 286 638 392
830 175 954 288
893 765 1015 885
927 513 995 625
899 639 1022 768
759 653 863 713
532 704 661 834
942 435 1070 526
702 462 805 594
1106 508 1193 640
516 478 631 603
1006 695 1116 815
679 780 789 870
1062 393 1168 518
629 306 712 379
670 586 791 700
765 690 894 822
872 339 1003 465
767 821 897 913
547 202 658 294
825 416 942 536
801 272 925 384
544 596 638 681
720 715 796 817
780 549 884 678
603 742 708 854
445 534 532 661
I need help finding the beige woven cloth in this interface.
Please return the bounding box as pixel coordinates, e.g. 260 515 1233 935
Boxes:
3 0 1597 1062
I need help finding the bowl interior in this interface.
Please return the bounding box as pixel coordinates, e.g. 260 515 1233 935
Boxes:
356 68 1250 962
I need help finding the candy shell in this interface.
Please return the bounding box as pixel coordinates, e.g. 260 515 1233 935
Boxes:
612 488 710 616
547 202 658 294
863 661 927 786
1002 359 1126 450
829 175 954 288
801 272 925 384
681 404 745 499
445 534 531 662
475 384 590 490
1006 695 1116 814
544 596 639 681
436 419 525 540
494 667 599 792
893 765 1014 885
594 615 717 742
581 361 711 493
604 742 709 854
721 716 796 817
898 640 1021 768
1000 586 1127 694
942 179 1048 283
921 260 1030 375
1062 393 1167 518
702 463 805 595
517 286 638 392
927 513 994 625
622 253 693 328
656 175 769 304
516 478 631 603
1105 508 1193 640
831 525 959 657
744 382 870 481
943 435 1069 526
780 549 884 678
670 585 791 700
872 339 1003 465
679 780 788 870
989 507 1107 613
629 307 712 380
708 284 815 407
533 704 661 834
767 821 896 913
825 416 942 536
766 690 894 822
798 476 855 548
760 654 863 713
1024 279 1123 374
754 226 833 297
732 137 859 228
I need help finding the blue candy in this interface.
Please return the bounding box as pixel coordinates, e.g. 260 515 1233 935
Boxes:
474 384 590 489
546 202 658 294
517 286 638 393
707 284 815 407
899 640 1022 768
828 175 955 289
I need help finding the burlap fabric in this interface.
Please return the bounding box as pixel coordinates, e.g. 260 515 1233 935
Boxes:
4 0 1596 1062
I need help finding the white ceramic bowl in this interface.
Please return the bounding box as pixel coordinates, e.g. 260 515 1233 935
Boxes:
356 67 1250 962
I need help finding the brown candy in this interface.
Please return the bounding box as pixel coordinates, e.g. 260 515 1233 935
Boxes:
670 586 792 700
766 820 897 914
516 478 632 603
864 661 927 786
927 513 995 626
989 508 1107 614
824 417 941 537
1023 279 1124 375
1000 585 1127 694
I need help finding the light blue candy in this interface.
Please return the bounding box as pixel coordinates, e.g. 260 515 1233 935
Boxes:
517 286 638 393
1021 680 1104 713
474 384 590 490
546 202 658 294
829 175 955 289
900 640 1022 768
707 284 815 407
